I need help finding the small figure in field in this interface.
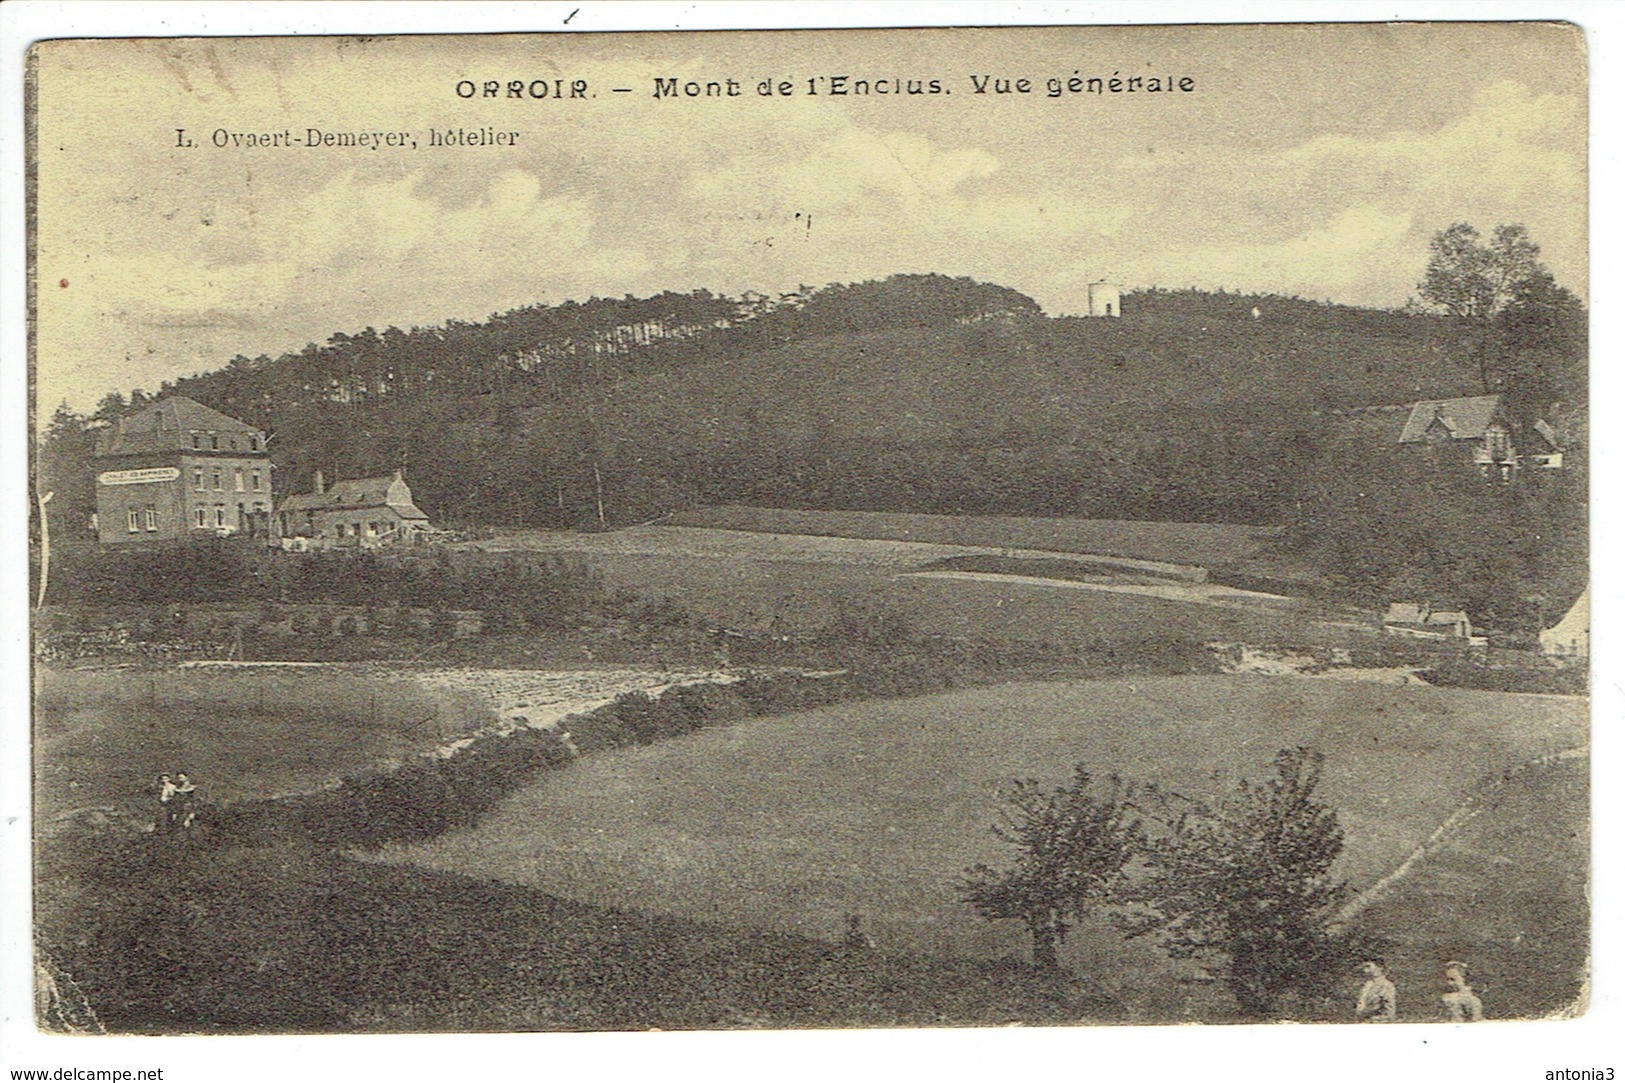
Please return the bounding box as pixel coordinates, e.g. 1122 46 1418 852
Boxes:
1441 960 1484 1022
155 773 178 834
172 772 198 830
1356 959 1397 1023
841 913 877 953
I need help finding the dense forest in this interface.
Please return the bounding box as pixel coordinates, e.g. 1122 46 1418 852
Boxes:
35 271 1588 630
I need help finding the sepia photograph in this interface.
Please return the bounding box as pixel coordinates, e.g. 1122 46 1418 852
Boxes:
4 3 1611 1076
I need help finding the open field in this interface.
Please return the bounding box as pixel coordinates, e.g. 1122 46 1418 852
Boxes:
463 523 1365 650
1352 752 1588 1020
377 673 1585 1018
665 505 1312 578
33 666 495 827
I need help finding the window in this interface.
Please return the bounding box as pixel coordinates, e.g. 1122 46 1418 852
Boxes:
144 507 157 532
214 506 225 528
191 434 202 450
127 509 140 533
193 469 204 491
251 470 262 491
235 468 245 492
196 508 206 528
213 470 222 490
211 434 219 450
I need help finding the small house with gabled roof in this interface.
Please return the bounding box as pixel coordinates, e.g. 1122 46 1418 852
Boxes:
1398 394 1561 476
275 469 432 548
1383 601 1476 641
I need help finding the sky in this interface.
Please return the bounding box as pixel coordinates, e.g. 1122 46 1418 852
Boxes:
31 22 1587 414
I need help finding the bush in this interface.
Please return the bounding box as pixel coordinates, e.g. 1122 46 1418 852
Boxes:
1127 748 1351 1018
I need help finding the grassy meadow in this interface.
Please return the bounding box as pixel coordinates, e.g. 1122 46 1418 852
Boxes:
1351 752 1589 1020
33 666 496 826
473 523 1361 651
377 673 1585 1019
666 505 1309 577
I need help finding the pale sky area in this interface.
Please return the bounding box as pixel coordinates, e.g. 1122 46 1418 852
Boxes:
31 23 1586 414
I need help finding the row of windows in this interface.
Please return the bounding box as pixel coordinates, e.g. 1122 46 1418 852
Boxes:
127 505 268 532
190 431 263 452
277 515 390 539
193 468 262 493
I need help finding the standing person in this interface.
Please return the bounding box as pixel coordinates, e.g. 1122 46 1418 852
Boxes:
1356 959 1397 1023
172 772 198 830
1441 961 1484 1022
155 773 177 834
841 913 877 953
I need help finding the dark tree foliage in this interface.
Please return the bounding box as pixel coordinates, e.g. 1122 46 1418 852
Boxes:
1285 417 1586 633
1419 223 1542 321
1417 223 1585 404
1125 748 1350 1018
962 768 1143 971
1494 269 1588 422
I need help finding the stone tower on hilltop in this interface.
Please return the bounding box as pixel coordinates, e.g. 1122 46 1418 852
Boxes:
1086 280 1122 318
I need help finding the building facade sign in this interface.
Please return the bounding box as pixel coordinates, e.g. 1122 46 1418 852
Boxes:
98 467 182 486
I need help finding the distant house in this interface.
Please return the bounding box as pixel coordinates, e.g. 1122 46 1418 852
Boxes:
275 469 432 549
1383 601 1477 641
1398 394 1561 476
1540 585 1589 661
92 395 273 546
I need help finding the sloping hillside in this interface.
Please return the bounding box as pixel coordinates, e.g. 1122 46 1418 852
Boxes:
42 278 1486 532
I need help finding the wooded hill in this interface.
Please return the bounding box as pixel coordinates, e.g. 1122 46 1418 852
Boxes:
43 275 1501 533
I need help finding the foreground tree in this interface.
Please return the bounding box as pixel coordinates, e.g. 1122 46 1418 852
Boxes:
1126 748 1351 1017
962 768 1142 970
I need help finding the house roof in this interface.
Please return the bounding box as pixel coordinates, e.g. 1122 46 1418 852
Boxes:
95 395 263 456
1398 395 1505 444
278 471 430 520
1384 602 1428 625
1426 611 1470 626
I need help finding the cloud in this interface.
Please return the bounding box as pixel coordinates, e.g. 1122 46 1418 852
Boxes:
1159 204 1416 299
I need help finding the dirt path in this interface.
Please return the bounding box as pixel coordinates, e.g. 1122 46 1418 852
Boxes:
899 568 1292 610
1331 745 1590 928
366 665 740 756
471 524 1208 579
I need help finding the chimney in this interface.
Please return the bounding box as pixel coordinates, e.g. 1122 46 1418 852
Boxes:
313 469 325 495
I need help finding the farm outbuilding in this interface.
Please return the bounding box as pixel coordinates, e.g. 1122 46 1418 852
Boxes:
276 469 432 549
1383 602 1476 642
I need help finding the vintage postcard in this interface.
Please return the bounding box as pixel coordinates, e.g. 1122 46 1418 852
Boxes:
17 12 1593 1058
